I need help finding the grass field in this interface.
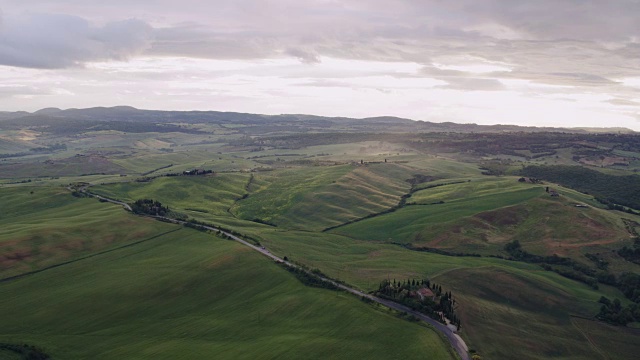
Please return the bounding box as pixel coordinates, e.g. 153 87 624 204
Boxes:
401 196 628 258
399 157 484 178
0 155 128 178
0 227 455 359
0 186 177 278
231 165 354 228
225 164 416 230
409 177 538 203
248 229 634 359
2 121 640 360
571 317 640 359
111 148 258 175
92 173 250 217
436 267 602 360
70 168 640 360
332 183 543 243
329 175 632 261
233 163 419 230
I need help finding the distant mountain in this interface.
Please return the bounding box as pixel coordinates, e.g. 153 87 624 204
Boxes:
33 108 63 115
0 106 634 134
0 111 29 121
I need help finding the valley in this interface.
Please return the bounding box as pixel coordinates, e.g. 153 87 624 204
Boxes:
1 107 640 359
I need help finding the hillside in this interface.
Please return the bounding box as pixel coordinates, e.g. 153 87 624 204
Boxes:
0 106 634 135
1 227 454 359
1 107 639 359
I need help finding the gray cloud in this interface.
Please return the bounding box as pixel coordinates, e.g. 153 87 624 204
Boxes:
0 0 638 129
285 48 321 64
149 24 275 60
2 2 639 79
0 13 153 68
0 85 51 98
418 65 506 91
609 98 640 106
436 78 506 91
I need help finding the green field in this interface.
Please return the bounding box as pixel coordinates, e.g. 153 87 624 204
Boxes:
110 148 259 175
232 163 417 230
571 317 640 359
0 186 177 279
332 184 544 243
71 162 640 360
0 228 454 359
248 229 636 359
92 173 250 217
85 159 640 359
437 267 602 360
2 111 640 359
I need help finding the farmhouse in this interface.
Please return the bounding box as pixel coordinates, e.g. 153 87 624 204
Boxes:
416 287 435 300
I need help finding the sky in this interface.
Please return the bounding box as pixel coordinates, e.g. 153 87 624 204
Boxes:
0 0 639 129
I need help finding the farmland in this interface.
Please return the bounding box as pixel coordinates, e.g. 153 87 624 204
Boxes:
1 228 454 359
1 107 640 359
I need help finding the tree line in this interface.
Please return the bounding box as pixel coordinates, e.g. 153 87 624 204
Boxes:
519 165 640 210
618 237 640 265
130 199 170 216
597 296 640 326
504 240 640 326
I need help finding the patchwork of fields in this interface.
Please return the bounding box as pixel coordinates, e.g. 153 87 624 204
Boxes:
2 114 640 359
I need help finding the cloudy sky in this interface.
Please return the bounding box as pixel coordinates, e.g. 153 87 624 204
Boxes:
0 1 639 129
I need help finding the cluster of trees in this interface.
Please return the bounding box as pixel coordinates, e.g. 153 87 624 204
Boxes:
407 132 639 159
479 161 511 176
585 253 609 270
597 296 640 326
505 240 640 325
30 143 67 153
404 174 436 186
182 169 213 176
617 237 640 264
140 164 173 176
375 278 461 328
595 199 640 215
618 272 640 303
277 263 339 290
583 271 640 322
504 240 599 288
0 343 50 360
519 165 640 210
165 169 213 177
130 199 169 216
251 218 277 227
405 244 482 257
70 191 90 198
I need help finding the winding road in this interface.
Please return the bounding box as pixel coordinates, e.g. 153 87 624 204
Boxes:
84 189 470 360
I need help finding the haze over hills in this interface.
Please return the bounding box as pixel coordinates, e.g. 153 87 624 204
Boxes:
0 106 635 134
